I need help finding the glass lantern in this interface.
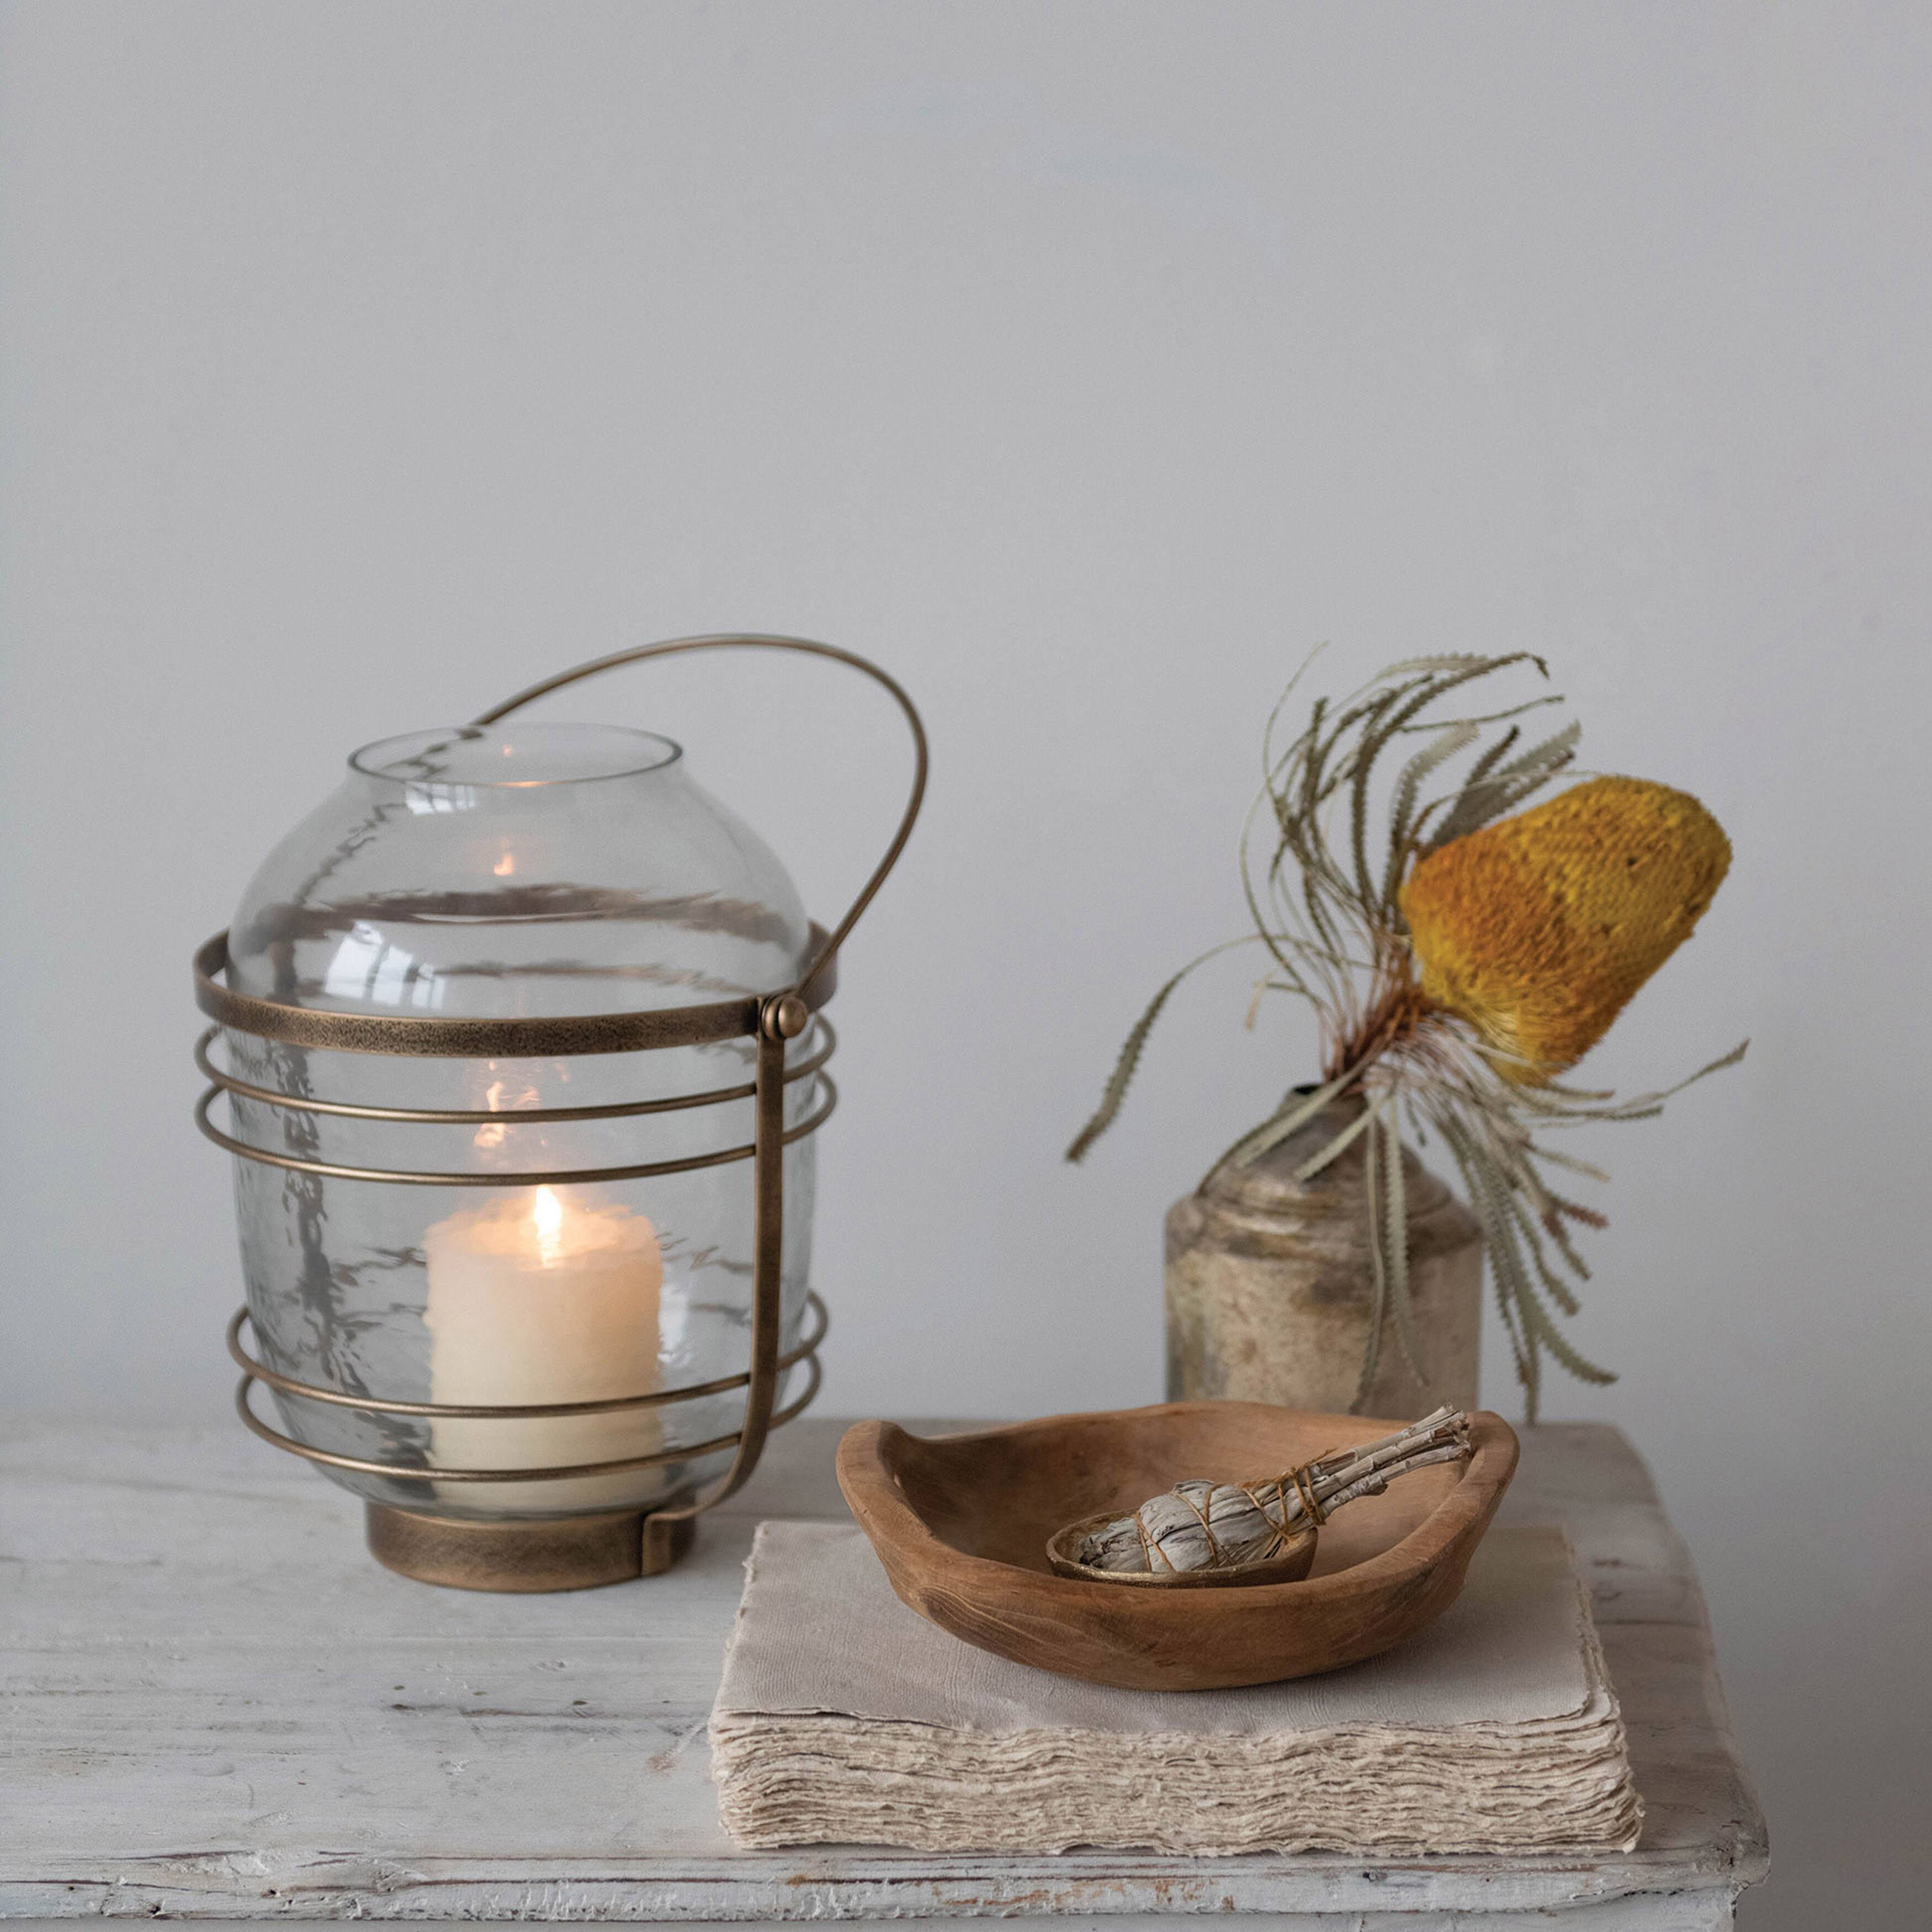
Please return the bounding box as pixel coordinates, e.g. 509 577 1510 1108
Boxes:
192 635 924 1590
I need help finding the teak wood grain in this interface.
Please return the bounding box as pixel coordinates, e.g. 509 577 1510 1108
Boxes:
835 1400 1519 1690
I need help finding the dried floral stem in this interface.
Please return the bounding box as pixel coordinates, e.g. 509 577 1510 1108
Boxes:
1324 968 1432 1086
1067 654 1743 1421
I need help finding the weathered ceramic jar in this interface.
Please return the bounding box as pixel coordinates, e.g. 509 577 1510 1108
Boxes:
1164 1096 1483 1419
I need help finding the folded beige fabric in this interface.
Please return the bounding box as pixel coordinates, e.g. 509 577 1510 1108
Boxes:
709 1522 1639 1856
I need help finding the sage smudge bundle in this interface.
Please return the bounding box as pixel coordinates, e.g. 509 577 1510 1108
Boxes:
1071 1408 1471 1576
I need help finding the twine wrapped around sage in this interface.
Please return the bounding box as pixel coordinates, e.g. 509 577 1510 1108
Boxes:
1071 1408 1471 1575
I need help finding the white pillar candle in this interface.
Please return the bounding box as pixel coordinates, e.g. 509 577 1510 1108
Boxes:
423 1186 664 1514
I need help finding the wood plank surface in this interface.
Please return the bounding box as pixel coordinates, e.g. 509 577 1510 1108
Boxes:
0 1418 1766 1921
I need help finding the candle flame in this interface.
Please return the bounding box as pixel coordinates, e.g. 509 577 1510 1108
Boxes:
532 1185 565 1265
493 853 515 877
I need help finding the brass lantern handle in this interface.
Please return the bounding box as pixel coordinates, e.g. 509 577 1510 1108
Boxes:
477 634 926 1562
472 634 928 1006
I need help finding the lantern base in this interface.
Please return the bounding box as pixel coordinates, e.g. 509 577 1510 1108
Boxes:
364 1502 696 1592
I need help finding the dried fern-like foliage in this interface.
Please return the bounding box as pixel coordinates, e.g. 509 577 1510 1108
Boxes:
1067 653 1742 1420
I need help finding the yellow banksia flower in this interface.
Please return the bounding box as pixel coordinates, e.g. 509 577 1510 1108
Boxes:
1400 776 1731 1079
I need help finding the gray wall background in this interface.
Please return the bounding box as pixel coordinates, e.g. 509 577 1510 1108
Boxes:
2 4 1926 1924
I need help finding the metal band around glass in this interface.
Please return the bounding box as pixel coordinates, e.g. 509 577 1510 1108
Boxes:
193 1017 835 1121
234 1350 826 1483
192 1069 838 1187
228 1294 827 1419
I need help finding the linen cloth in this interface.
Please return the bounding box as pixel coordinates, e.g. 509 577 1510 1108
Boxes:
709 1521 1640 1855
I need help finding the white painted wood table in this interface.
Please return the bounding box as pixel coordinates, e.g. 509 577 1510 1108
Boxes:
1 1419 1765 1929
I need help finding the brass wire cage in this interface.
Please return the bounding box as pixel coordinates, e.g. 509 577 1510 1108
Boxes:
192 635 926 1590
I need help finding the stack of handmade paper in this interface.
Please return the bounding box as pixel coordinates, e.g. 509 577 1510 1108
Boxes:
709 1523 1639 1855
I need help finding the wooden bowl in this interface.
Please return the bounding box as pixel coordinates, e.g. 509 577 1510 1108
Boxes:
1044 1511 1318 1587
836 1400 1519 1691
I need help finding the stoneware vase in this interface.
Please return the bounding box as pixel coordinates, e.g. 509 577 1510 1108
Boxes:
1165 1095 1483 1419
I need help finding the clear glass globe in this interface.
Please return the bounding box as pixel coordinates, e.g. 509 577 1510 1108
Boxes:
219 721 821 1521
